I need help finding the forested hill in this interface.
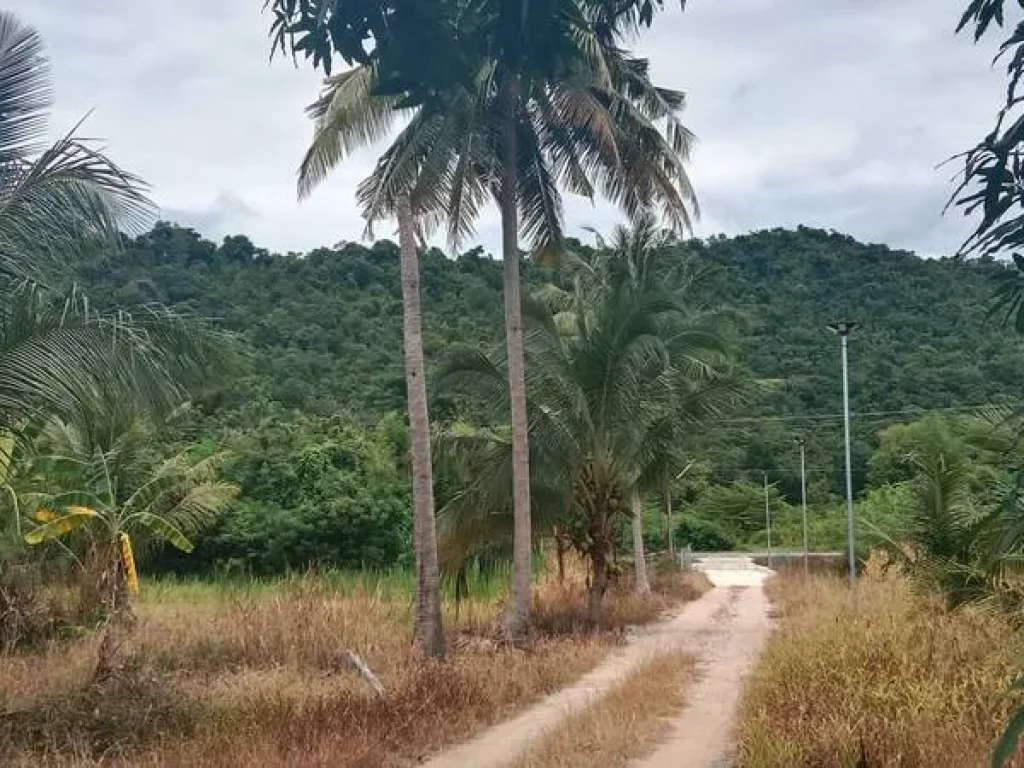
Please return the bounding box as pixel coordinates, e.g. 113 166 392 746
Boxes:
684 229 1024 495
78 224 1024 495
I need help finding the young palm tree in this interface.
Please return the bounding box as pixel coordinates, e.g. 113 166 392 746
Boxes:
439 220 741 619
21 417 237 607
552 215 745 596
872 416 1002 607
17 413 236 675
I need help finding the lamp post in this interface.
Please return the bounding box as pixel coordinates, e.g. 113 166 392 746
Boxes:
795 437 808 576
828 321 858 582
764 472 772 568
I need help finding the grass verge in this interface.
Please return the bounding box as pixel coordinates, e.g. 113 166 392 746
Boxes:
516 650 695 768
736 571 1024 767
1 560 710 767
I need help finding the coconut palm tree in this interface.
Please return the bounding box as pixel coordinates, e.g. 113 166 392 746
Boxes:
395 195 445 657
554 219 744 599
291 4 695 637
297 70 446 656
0 13 228 432
583 217 745 595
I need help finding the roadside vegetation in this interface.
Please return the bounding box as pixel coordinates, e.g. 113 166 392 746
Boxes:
0 562 708 767
737 569 1024 767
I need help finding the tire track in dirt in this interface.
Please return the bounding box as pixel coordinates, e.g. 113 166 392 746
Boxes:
424 562 771 768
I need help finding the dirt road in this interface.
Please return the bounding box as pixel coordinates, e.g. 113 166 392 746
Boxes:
632 567 771 767
424 558 771 768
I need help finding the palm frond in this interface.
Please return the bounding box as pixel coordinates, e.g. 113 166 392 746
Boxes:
132 481 237 543
0 126 154 282
299 64 405 199
436 422 570 575
0 11 50 163
0 285 231 430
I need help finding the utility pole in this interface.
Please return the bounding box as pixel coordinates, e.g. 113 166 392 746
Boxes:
796 437 808 576
828 321 858 583
764 472 772 569
669 462 693 564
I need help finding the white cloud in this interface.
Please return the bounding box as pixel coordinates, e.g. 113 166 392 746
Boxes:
14 0 1008 256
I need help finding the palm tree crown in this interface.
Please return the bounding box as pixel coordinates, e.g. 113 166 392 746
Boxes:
0 13 232 431
300 29 696 254
0 12 152 286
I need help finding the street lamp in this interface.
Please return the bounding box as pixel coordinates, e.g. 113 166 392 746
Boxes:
763 472 772 569
828 321 858 582
795 437 808 576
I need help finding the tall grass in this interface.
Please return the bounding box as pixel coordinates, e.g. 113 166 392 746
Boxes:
1 558 708 767
516 650 695 767
737 570 1024 767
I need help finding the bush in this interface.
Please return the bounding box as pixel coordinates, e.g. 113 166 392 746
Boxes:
0 555 102 651
148 415 413 576
673 514 735 551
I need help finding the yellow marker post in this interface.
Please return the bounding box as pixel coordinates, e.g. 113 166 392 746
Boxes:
120 532 139 596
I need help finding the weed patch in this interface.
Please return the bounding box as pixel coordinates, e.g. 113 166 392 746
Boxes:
516 650 695 768
737 573 1024 767
1 564 706 766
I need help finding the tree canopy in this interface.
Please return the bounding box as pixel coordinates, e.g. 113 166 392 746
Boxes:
58 222 1024 573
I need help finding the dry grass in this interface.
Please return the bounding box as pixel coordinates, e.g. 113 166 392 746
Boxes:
516 650 695 768
736 567 1024 767
0 559 709 767
531 553 711 636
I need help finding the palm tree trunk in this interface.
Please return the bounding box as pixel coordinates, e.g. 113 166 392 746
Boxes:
586 496 611 623
500 80 532 641
397 195 445 659
587 535 609 624
665 485 675 560
632 490 652 597
554 527 566 585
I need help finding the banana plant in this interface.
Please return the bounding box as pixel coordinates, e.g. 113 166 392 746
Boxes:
21 419 237 616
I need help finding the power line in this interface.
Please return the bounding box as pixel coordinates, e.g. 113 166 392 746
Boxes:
700 466 836 475
714 402 1020 426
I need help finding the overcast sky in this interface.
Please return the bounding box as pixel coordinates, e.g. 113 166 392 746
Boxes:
16 0 1007 256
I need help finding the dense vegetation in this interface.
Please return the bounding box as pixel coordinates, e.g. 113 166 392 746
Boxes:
60 223 1024 571
7 0 1024 762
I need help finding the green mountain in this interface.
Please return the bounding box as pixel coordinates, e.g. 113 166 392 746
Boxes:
73 224 1024 570
687 228 1023 499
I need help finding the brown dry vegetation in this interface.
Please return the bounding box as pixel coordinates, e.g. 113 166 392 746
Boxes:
0 560 709 767
515 649 695 768
531 553 709 635
736 567 1024 767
